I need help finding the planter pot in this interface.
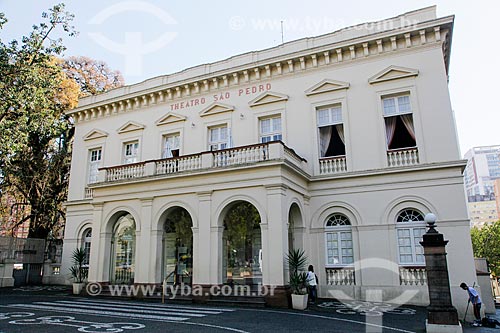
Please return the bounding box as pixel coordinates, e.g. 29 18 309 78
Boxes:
72 282 85 295
291 294 308 310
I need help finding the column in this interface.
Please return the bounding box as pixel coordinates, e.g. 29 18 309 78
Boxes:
89 203 104 282
421 213 462 333
135 198 153 283
194 191 213 285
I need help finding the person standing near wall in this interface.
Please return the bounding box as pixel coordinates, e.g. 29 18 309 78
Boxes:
306 265 318 305
460 282 482 326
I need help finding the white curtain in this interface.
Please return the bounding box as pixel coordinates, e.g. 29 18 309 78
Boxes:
336 124 345 145
319 126 333 157
227 128 233 148
400 114 416 140
163 140 172 158
385 117 397 147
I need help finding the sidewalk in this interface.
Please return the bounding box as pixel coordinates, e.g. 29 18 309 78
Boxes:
463 308 500 332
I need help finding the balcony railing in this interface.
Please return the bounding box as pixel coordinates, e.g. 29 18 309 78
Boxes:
399 266 427 286
319 156 347 174
387 147 419 167
84 187 94 199
326 267 356 285
96 141 306 185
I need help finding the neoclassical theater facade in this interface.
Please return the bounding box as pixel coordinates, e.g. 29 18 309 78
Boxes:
62 6 475 311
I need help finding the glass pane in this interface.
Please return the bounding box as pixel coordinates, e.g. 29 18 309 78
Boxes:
317 109 329 125
331 107 342 124
343 256 354 264
397 95 411 113
220 127 228 140
272 117 282 131
383 97 396 115
398 229 410 237
210 128 218 142
260 119 271 134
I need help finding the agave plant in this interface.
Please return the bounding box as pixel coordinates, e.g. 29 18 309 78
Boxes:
286 248 308 295
69 247 88 283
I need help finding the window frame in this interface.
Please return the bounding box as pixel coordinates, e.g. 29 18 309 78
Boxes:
123 140 140 164
395 209 426 266
162 132 181 158
324 214 354 267
87 147 102 184
259 115 282 143
381 93 412 117
316 104 345 158
208 124 229 151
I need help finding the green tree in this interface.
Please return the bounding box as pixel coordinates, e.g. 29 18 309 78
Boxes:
470 220 500 275
0 5 124 239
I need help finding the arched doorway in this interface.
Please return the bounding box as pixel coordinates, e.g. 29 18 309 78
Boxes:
288 203 303 252
110 213 136 284
162 207 193 285
222 201 262 286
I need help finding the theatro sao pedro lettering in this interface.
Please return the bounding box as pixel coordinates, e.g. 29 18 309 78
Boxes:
169 83 272 111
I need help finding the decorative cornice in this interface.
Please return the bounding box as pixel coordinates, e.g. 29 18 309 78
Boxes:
248 91 288 107
83 129 108 141
67 12 453 124
117 121 145 134
305 79 350 96
199 102 235 117
368 65 419 84
155 112 187 126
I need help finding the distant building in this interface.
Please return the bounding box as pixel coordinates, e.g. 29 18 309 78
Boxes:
464 146 500 226
464 145 500 200
468 201 498 228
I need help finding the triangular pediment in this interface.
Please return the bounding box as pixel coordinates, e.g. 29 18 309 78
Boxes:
83 129 108 141
155 112 187 126
368 66 419 84
305 79 350 96
199 103 235 117
248 91 288 107
117 121 145 134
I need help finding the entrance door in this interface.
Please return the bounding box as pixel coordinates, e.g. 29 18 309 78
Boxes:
163 208 193 285
223 202 262 286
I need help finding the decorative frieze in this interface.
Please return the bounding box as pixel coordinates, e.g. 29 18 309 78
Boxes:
70 21 451 123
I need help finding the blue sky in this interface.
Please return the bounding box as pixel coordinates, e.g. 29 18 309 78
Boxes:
0 0 497 154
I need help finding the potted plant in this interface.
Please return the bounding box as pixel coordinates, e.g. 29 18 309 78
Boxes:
69 247 88 295
286 248 308 310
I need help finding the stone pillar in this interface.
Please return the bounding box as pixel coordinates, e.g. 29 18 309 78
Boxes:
135 198 153 284
263 184 289 307
0 259 15 287
194 191 213 286
89 203 103 282
421 213 462 333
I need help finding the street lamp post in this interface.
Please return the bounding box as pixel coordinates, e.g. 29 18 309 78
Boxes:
420 213 462 333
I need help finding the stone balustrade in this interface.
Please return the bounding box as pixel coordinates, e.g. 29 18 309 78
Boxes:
319 156 347 174
399 266 427 286
326 267 356 285
387 148 419 167
95 141 307 186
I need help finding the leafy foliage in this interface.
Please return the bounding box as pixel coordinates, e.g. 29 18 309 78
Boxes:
62 56 124 97
286 248 308 295
70 247 88 283
0 4 78 239
0 5 123 239
470 221 500 275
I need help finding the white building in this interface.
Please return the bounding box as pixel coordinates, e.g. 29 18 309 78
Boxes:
464 145 500 200
62 6 476 313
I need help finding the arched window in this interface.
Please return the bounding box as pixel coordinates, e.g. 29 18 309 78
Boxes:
396 209 426 265
82 228 92 266
325 214 353 266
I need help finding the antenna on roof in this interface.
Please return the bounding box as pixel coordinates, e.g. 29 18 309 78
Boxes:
281 20 284 44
